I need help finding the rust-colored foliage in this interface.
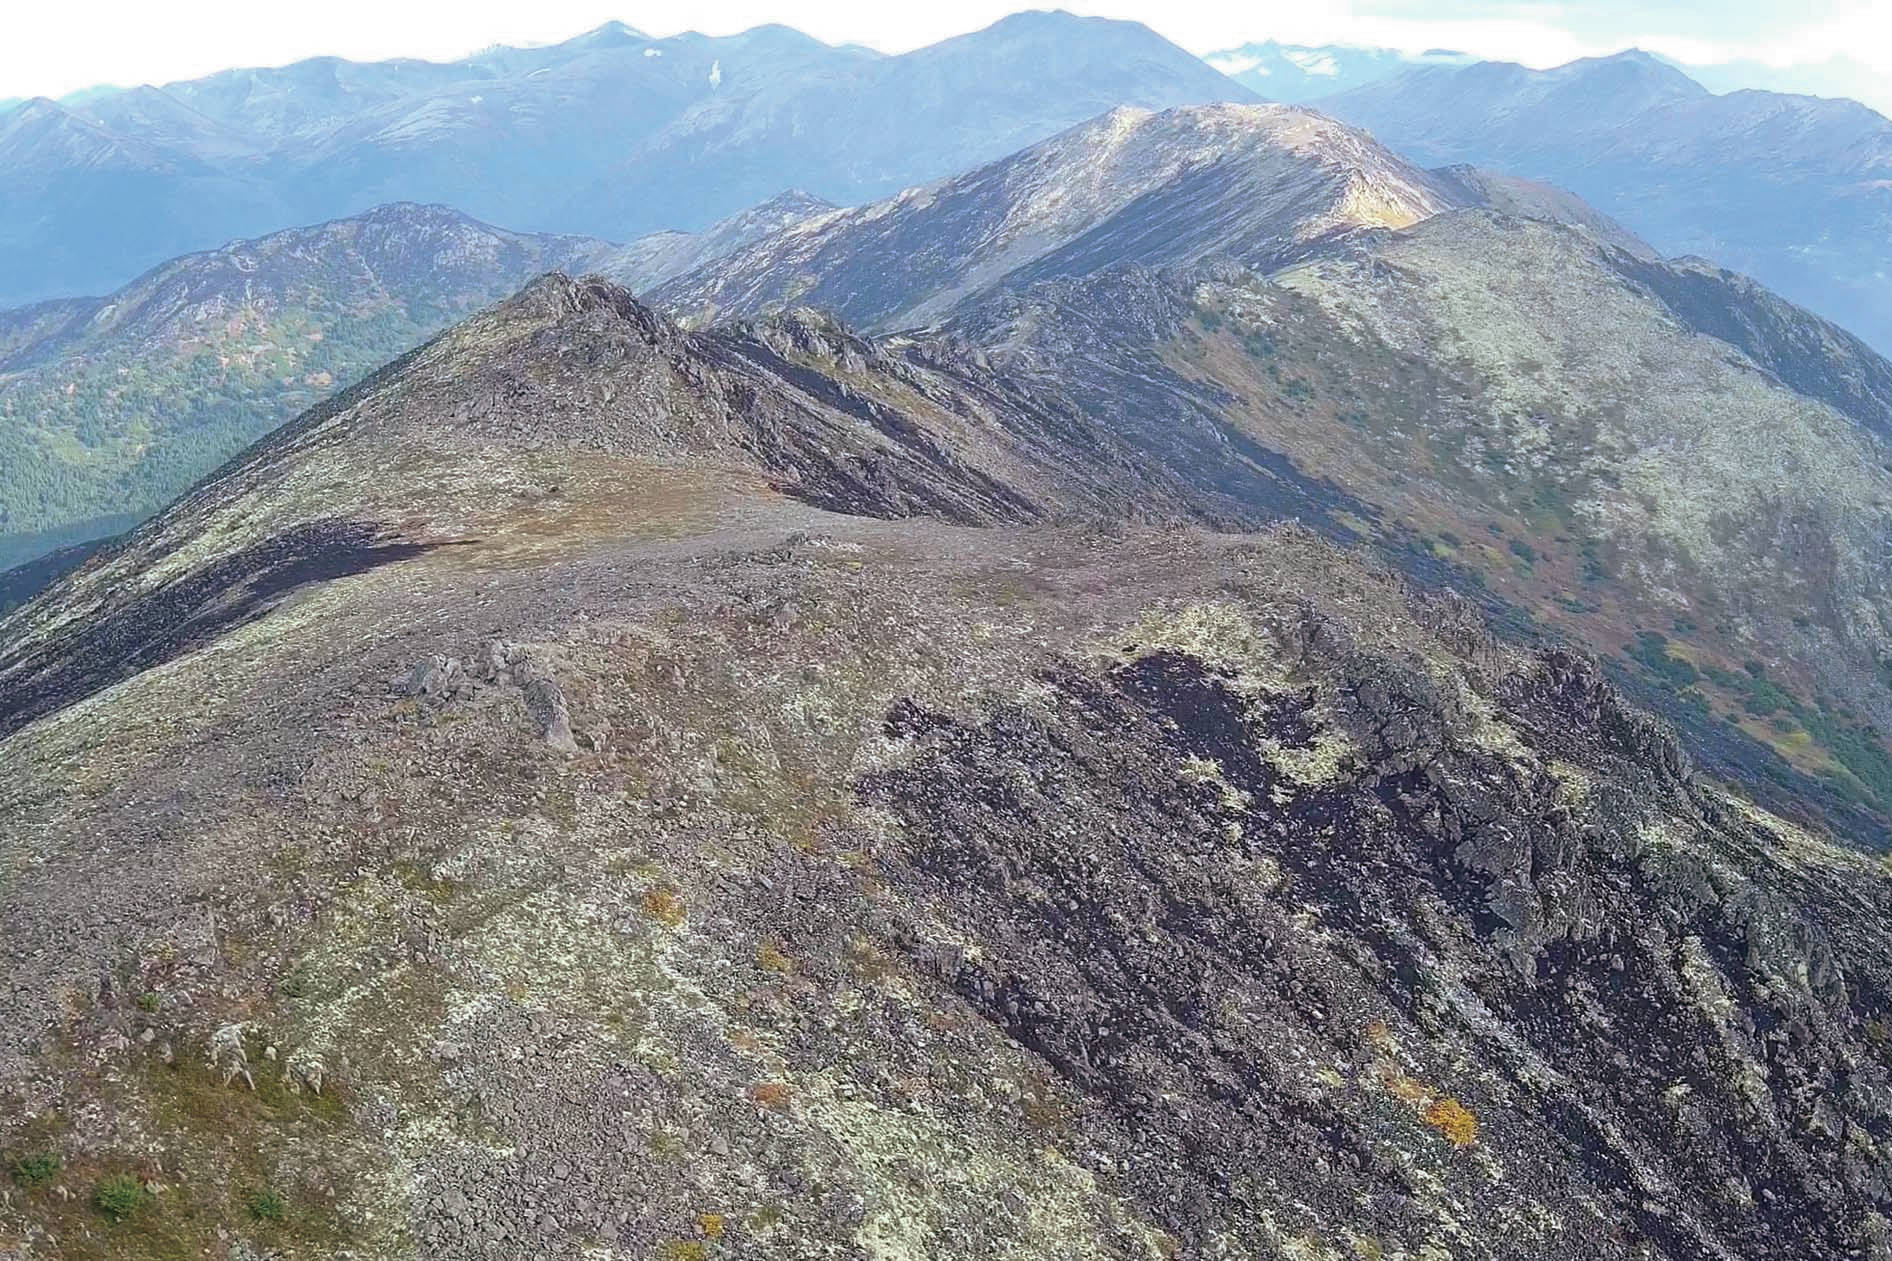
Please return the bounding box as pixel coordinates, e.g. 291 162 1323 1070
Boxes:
643 887 686 927
749 1081 793 1110
1424 1097 1480 1147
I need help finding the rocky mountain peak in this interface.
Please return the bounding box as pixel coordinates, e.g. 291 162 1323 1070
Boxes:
656 101 1466 330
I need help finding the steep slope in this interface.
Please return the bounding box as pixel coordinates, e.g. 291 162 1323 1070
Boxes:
1320 52 1892 352
0 204 616 569
941 210 1892 834
3 276 1892 1261
0 14 1255 306
656 103 1467 329
1427 165 1654 256
77 85 265 161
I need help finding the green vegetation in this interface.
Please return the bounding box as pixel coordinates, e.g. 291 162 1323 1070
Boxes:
1629 644 1892 811
0 303 442 567
247 1186 289 1222
93 1173 149 1220
1628 630 1699 690
9 1151 60 1187
1700 660 1794 719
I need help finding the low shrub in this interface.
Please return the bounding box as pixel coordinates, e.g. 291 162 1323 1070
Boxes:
93 1173 148 1220
248 1186 289 1222
8 1152 60 1187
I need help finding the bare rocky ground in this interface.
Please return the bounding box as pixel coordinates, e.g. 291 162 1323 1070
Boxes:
2 279 1892 1260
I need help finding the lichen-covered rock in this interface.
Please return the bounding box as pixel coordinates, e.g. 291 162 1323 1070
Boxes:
2 279 1890 1261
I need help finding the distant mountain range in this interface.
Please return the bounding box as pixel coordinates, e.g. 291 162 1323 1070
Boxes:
1317 49 1892 354
0 12 1254 308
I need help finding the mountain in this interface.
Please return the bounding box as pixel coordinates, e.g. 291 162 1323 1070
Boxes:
934 221 1892 835
0 97 295 315
655 103 1470 329
1677 53 1892 120
0 12 1255 307
0 186 875 573
597 190 838 294
2 273 1891 1261
647 101 1892 830
1204 40 1473 101
0 203 615 570
1318 50 1892 352
558 12 1263 241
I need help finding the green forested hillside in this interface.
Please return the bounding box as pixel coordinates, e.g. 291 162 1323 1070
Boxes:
0 204 613 568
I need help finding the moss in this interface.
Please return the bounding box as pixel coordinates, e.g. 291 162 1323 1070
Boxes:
749 1081 794 1110
644 887 687 928
755 942 795 973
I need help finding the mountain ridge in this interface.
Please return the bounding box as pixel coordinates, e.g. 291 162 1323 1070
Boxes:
0 12 1256 308
3 270 1892 1261
1319 49 1892 352
655 102 1468 330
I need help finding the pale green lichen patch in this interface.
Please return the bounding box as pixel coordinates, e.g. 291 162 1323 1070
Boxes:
795 1082 1172 1261
1102 599 1356 786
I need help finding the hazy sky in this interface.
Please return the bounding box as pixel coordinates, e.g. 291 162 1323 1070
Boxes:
4 0 1888 106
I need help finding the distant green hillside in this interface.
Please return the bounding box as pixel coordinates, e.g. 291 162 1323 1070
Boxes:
0 203 614 569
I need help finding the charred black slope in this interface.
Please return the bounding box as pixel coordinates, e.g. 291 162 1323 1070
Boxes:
867 626 1892 1261
932 191 1892 839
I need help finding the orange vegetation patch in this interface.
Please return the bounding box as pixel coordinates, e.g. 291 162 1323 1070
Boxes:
1424 1097 1480 1147
749 1082 793 1110
642 887 686 927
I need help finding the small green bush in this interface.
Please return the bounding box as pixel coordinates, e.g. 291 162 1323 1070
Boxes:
247 1186 289 1222
9 1152 60 1187
93 1173 148 1220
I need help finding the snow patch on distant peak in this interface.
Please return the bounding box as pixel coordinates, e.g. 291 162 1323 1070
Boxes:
709 60 722 88
643 48 663 59
1284 49 1340 77
1207 52 1266 75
